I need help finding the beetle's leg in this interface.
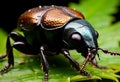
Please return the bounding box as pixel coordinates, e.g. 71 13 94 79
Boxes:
40 46 49 82
90 58 107 69
0 32 25 74
0 36 14 74
61 49 90 77
0 32 25 59
0 32 36 74
61 49 80 70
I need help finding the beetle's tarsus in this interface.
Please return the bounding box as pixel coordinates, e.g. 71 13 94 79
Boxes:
0 64 11 74
40 46 49 82
79 69 91 78
44 73 49 82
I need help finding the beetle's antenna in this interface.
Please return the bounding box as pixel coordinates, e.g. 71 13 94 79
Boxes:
98 48 120 56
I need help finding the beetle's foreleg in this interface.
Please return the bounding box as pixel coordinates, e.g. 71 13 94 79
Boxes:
61 49 90 77
40 46 49 82
61 49 80 70
79 50 93 77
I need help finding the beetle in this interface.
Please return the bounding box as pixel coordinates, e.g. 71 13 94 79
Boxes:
0 5 120 82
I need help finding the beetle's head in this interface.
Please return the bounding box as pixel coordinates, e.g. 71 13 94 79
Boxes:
63 19 99 58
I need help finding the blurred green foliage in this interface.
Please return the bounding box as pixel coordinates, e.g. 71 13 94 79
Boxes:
0 0 120 82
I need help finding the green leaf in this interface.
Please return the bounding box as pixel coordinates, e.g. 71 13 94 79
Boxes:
70 0 119 28
0 0 120 82
0 29 7 54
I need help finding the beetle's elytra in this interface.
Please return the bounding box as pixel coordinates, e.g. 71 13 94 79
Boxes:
0 5 120 82
18 5 84 30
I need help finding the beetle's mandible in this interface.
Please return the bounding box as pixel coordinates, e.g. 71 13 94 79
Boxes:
0 5 120 82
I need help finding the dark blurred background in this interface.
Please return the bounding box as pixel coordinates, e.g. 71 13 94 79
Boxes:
0 0 119 33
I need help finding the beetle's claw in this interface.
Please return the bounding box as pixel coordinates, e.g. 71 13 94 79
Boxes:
0 64 11 75
79 70 91 78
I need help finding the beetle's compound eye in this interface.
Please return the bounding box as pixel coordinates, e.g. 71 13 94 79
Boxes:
71 33 81 41
95 31 99 38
